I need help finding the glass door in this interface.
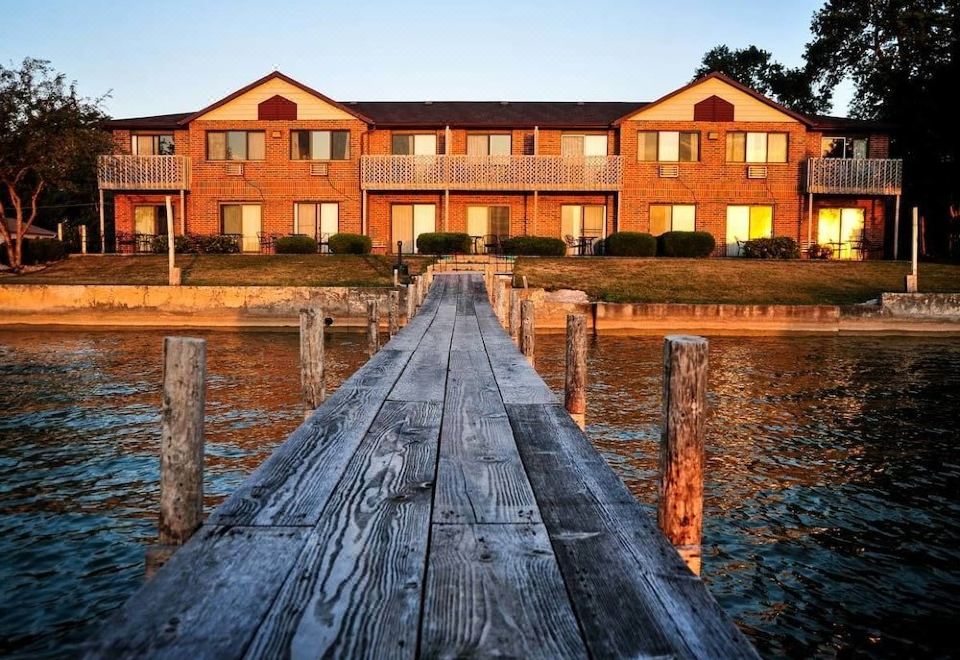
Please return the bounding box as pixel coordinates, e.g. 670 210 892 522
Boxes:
562 205 606 255
240 205 261 253
726 206 772 256
392 204 436 254
817 208 865 259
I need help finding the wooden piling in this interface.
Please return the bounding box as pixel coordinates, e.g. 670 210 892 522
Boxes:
159 337 206 546
299 308 324 420
509 289 521 343
520 300 535 363
367 300 379 356
564 314 587 429
406 282 415 321
658 335 708 575
388 290 400 337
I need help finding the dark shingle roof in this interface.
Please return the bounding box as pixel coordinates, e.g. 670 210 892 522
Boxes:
808 114 895 132
346 101 648 128
103 112 194 130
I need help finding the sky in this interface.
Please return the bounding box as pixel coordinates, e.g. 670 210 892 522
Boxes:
2 0 851 119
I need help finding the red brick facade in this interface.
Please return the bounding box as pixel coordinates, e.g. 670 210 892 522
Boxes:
105 72 897 258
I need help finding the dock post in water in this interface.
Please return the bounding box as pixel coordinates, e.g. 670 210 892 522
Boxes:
565 314 587 429
367 300 379 356
299 309 324 420
520 299 535 363
509 289 521 344
388 290 400 337
406 282 415 322
658 335 708 575
497 277 509 328
147 337 206 578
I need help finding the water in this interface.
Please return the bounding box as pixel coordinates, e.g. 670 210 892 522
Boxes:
1 330 959 658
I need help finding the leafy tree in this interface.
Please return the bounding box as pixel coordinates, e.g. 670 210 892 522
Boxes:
0 58 111 270
693 45 832 114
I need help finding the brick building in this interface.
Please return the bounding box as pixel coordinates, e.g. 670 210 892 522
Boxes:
100 71 902 259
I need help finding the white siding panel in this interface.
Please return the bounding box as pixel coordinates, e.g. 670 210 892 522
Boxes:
197 78 354 121
625 78 799 124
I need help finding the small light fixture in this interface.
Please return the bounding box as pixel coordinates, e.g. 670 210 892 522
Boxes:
272 131 281 138
708 131 719 140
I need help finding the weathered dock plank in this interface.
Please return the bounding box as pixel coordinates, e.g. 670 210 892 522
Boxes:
389 278 456 402
420 523 588 659
244 400 442 659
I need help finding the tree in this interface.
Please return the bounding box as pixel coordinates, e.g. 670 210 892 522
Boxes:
0 58 111 270
693 45 832 115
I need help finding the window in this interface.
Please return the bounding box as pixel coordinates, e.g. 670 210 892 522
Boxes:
466 134 512 156
133 205 169 235
637 131 699 162
392 134 437 155
132 134 174 156
392 204 436 254
466 206 510 243
291 131 350 160
295 203 339 249
649 205 695 236
207 131 265 160
221 204 262 252
821 136 868 159
561 134 608 156
726 205 773 256
817 208 866 259
561 205 605 254
726 132 788 163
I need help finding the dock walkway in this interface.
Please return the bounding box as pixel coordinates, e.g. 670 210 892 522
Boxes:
86 273 756 659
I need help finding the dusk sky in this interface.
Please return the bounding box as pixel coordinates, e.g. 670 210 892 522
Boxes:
3 0 849 119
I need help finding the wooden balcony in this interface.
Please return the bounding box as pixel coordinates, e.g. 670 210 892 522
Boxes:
361 155 621 191
97 155 191 191
806 158 902 195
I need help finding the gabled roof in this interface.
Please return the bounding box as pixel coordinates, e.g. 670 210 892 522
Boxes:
614 71 815 126
347 101 647 128
102 112 194 130
807 114 896 132
177 71 373 124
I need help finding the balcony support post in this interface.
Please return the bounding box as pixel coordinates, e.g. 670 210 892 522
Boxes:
180 189 186 235
361 190 368 237
98 188 106 253
807 192 813 248
893 194 901 260
616 191 622 235
444 190 450 232
533 190 539 235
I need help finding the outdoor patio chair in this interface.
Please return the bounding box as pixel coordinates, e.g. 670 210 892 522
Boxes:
483 234 500 255
257 231 275 254
115 231 136 254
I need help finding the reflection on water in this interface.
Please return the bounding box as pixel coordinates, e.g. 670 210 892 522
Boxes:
2 330 959 658
535 334 960 659
0 329 369 658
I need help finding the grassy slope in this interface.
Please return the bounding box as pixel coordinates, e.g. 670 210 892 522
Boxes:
3 255 432 287
514 258 960 305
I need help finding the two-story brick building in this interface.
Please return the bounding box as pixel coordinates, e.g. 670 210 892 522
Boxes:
99 71 902 259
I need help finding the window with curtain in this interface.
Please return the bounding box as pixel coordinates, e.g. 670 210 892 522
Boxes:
207 131 265 160
561 205 605 239
725 205 773 255
637 131 699 162
820 136 868 159
132 134 174 155
392 134 437 155
133 205 168 235
649 205 695 235
466 206 510 237
295 203 339 246
726 132 788 163
290 131 350 160
466 134 512 155
561 134 608 156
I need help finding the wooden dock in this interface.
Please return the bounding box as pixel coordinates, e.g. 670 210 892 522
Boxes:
85 273 757 659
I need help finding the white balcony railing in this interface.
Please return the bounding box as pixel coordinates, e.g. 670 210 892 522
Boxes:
806 158 902 195
361 155 621 191
97 155 191 191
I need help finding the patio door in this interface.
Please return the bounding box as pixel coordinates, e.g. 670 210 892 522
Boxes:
817 208 865 259
726 205 773 256
561 205 605 254
392 204 436 254
222 204 261 253
296 203 339 251
467 206 510 252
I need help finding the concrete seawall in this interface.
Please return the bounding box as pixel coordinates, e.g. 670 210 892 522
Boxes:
0 284 958 334
0 285 399 328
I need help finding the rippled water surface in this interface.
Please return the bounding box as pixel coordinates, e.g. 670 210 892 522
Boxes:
1 329 959 658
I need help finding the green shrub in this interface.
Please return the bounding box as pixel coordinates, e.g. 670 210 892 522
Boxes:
604 232 656 257
807 243 833 259
500 236 567 256
274 235 318 254
1 238 67 265
151 234 241 254
328 233 372 255
415 232 471 255
658 231 716 257
742 236 800 259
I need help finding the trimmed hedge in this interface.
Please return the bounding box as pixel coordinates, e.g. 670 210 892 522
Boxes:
1 238 68 265
275 235 318 254
416 232 471 255
742 236 800 259
604 232 656 257
500 236 567 256
328 233 372 255
152 234 241 254
658 231 716 257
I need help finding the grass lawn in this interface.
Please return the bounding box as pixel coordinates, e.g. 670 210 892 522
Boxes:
514 258 960 305
2 254 433 287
